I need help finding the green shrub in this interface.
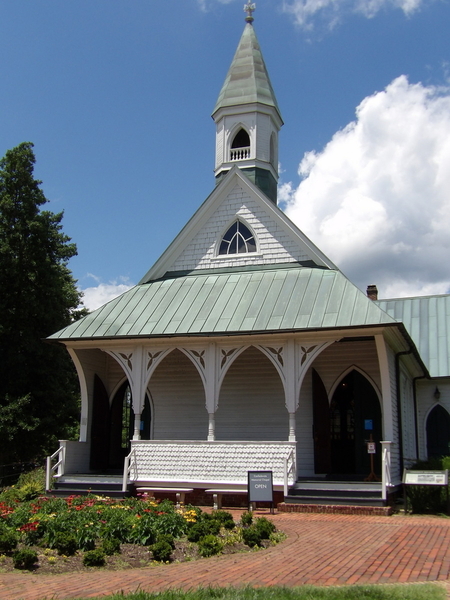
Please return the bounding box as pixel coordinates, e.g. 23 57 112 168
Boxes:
212 510 235 529
83 549 106 567
0 527 19 554
197 534 223 557
240 511 253 526
254 517 276 539
187 519 220 542
151 540 172 562
12 548 38 570
156 533 175 549
53 531 78 556
242 524 263 547
102 538 121 556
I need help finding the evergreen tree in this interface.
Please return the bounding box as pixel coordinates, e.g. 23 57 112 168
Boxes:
0 142 84 464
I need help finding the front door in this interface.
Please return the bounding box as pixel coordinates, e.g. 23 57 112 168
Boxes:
330 370 382 476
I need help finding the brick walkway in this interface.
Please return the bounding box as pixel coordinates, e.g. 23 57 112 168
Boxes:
2 511 450 600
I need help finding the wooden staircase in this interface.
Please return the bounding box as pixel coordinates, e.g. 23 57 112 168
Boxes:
49 474 130 498
285 478 386 507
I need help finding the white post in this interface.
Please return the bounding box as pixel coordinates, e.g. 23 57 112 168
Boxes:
133 413 141 440
123 453 130 493
288 412 296 442
208 413 215 441
381 441 392 502
46 456 51 492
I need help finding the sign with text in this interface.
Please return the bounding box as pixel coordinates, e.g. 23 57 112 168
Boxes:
403 470 448 486
367 442 376 454
248 471 273 503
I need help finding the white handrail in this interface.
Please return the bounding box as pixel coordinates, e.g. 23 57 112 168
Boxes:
45 445 65 492
283 447 296 496
381 441 392 501
123 447 137 492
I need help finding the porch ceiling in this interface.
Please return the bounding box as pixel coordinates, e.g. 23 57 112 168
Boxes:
50 265 396 341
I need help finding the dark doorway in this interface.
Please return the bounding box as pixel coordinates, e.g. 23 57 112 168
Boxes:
90 375 110 471
427 405 450 458
329 370 382 477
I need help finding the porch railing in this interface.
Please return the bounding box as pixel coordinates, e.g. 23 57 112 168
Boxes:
123 447 137 493
381 441 393 501
283 447 296 496
230 147 250 161
46 445 65 492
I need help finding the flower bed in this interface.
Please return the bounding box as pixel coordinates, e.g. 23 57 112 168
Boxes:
0 494 284 573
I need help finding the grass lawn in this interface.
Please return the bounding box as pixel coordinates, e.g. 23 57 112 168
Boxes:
67 585 446 600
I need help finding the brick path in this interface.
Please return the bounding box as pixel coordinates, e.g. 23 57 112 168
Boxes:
1 511 450 600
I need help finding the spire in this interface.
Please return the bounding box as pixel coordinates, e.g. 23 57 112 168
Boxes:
212 8 283 204
212 13 282 120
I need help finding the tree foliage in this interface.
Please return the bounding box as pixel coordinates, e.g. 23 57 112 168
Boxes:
0 142 84 464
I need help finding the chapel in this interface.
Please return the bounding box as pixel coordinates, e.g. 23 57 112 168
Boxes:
48 4 450 508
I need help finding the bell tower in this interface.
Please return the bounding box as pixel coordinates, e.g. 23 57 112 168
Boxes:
212 3 283 204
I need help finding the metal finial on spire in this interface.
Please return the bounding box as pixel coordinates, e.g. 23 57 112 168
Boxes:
244 2 256 23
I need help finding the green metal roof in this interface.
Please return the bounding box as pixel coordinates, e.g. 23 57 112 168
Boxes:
376 295 450 378
50 266 396 341
212 23 282 119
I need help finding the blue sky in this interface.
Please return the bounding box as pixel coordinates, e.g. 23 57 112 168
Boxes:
1 0 449 309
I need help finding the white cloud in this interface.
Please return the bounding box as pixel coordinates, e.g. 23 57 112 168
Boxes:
80 275 134 311
197 0 236 12
282 0 426 29
283 75 450 299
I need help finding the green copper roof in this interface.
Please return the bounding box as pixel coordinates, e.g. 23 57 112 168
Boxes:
50 266 396 341
376 295 450 378
213 23 282 119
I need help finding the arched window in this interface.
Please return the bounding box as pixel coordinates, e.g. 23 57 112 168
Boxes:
427 405 450 457
219 220 256 255
230 128 250 161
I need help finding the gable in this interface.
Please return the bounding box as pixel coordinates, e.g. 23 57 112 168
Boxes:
170 183 312 272
139 167 336 284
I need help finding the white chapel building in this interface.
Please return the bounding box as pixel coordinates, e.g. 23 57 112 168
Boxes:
48 7 450 509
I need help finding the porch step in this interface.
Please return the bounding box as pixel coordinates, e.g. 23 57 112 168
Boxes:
286 479 385 507
50 474 131 498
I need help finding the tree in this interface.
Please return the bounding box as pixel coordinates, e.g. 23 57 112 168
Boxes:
0 142 85 465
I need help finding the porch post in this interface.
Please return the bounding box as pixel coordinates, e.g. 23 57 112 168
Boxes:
288 413 296 442
133 413 142 441
285 339 297 442
205 342 218 441
208 413 215 441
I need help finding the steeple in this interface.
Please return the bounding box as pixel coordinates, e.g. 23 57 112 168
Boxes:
212 5 283 204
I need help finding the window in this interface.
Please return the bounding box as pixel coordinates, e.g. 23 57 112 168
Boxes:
219 220 256 255
230 128 250 161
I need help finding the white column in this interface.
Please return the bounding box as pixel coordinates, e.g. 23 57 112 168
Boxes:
288 412 296 442
205 342 218 441
285 339 297 442
133 413 141 441
208 413 215 441
375 334 394 442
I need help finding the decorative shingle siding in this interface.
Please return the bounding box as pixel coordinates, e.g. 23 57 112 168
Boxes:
170 184 309 272
130 440 296 486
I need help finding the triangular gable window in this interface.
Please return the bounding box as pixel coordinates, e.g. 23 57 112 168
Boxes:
218 220 256 255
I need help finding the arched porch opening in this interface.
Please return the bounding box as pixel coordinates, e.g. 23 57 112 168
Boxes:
216 346 285 440
90 376 152 471
149 349 207 440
